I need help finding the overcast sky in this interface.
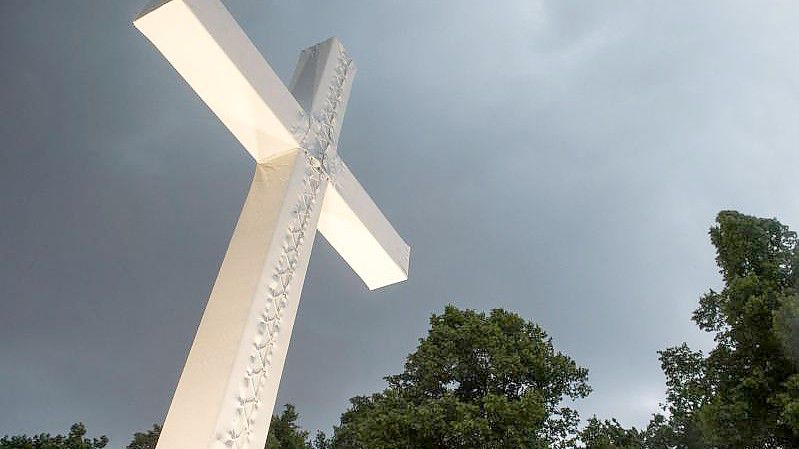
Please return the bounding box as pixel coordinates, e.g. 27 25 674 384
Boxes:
2 0 799 446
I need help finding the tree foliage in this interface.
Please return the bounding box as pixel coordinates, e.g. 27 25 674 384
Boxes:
578 417 644 449
265 404 314 449
655 211 799 447
329 306 591 448
12 210 799 449
0 423 108 449
126 424 160 449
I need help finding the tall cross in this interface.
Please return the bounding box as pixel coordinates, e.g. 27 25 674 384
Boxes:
133 1 410 449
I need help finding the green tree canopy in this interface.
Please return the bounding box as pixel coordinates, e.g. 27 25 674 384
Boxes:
655 211 799 447
329 306 591 449
126 424 160 449
15 210 798 449
0 423 108 449
577 417 644 449
265 404 313 449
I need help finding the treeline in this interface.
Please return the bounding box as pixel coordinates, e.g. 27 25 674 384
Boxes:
3 211 798 448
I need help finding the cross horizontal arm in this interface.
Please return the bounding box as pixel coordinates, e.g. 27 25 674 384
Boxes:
286 35 409 290
134 0 306 163
318 163 410 290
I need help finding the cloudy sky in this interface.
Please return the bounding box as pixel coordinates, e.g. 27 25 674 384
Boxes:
2 0 799 445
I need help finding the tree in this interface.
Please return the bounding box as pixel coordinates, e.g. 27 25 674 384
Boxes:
329 306 591 449
126 424 160 449
0 423 108 449
651 344 710 448
265 404 312 449
656 211 799 447
578 417 644 449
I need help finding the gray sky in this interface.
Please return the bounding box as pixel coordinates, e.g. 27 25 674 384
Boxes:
2 0 799 446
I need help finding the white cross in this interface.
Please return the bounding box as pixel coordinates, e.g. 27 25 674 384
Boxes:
134 1 410 449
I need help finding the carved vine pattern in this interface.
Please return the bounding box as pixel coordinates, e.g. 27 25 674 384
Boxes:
221 43 354 449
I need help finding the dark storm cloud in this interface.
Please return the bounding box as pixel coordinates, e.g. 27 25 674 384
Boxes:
2 1 798 445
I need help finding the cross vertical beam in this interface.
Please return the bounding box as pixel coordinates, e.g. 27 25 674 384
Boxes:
155 153 325 449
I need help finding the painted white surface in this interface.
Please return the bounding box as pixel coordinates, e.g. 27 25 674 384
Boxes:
134 0 305 162
134 0 409 448
318 163 411 290
156 154 322 449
